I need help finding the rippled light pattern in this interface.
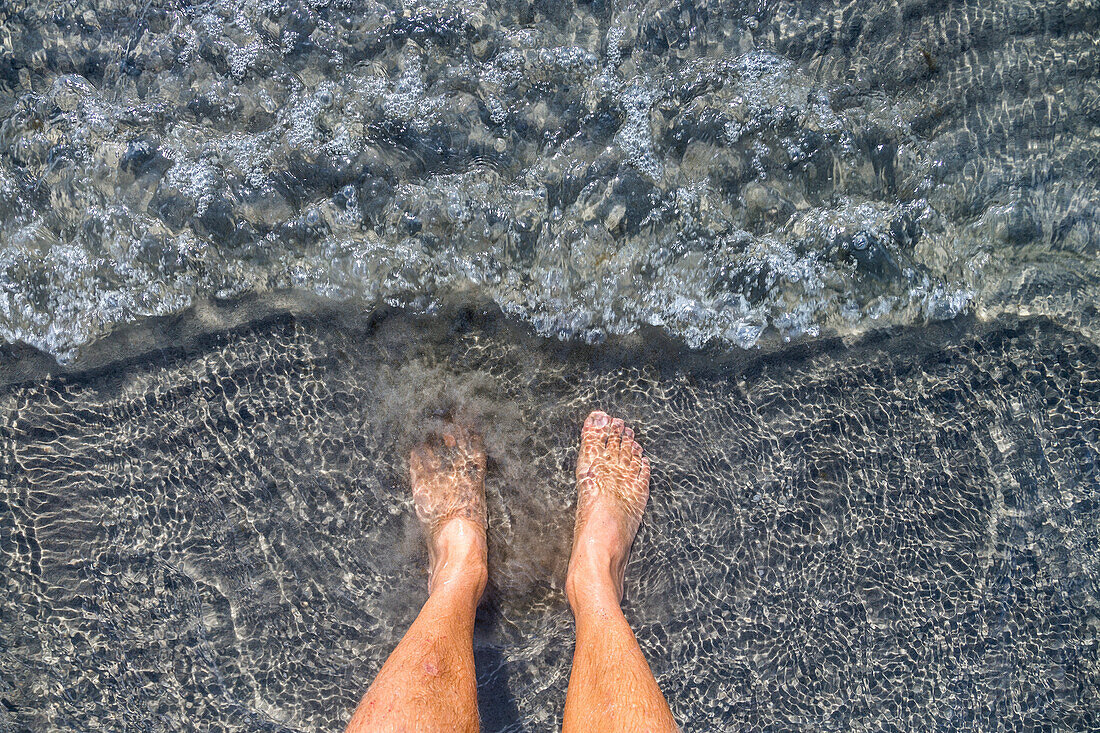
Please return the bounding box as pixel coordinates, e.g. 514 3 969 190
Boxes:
1 308 1097 730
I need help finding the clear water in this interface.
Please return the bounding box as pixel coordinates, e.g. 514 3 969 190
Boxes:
1 0 1099 730
1 306 1098 730
0 0 1098 360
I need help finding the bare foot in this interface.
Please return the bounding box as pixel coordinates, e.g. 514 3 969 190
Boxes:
566 410 651 605
409 425 488 596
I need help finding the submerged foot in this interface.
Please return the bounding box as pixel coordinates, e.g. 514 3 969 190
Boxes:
566 411 651 604
409 424 488 596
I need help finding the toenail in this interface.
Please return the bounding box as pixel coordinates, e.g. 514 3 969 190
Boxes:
590 413 609 427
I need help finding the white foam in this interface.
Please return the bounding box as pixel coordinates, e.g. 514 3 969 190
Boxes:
616 83 663 181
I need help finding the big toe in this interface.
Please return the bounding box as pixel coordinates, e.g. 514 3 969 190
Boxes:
577 410 611 478
467 432 487 465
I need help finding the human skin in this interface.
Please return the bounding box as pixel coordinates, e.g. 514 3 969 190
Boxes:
561 410 678 733
345 427 487 733
345 413 676 732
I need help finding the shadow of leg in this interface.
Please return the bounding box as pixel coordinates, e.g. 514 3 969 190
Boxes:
474 601 524 732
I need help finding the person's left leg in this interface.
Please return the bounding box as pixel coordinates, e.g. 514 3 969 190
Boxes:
346 427 488 733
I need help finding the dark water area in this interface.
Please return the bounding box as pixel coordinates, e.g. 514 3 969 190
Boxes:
2 0 1100 730
1 300 1098 731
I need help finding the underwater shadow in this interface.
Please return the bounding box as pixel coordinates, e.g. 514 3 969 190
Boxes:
474 599 526 733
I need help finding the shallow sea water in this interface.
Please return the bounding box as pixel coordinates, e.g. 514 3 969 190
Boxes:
1 0 1100 730
2 302 1099 731
0 0 1099 358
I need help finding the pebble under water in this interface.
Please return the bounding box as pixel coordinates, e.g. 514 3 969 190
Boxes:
1 303 1098 731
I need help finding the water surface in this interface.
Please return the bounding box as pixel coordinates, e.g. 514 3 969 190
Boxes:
1 0 1099 729
2 303 1098 730
0 0 1098 359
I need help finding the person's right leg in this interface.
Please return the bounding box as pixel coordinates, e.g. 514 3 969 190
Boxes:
345 426 487 733
562 411 678 733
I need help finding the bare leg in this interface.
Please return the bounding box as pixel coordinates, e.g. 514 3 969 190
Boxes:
563 411 678 733
346 427 488 733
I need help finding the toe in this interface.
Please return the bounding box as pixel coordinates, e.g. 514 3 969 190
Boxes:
577 411 611 478
584 410 610 430
607 418 625 455
620 426 636 462
638 456 651 487
463 429 487 469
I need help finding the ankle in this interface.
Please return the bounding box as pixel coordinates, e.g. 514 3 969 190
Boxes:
430 519 488 597
566 545 623 610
